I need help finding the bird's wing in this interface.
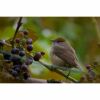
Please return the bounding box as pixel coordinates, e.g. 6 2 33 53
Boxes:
53 42 78 67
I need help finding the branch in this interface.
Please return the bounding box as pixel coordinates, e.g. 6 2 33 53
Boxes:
0 70 63 83
23 78 63 83
38 61 79 83
12 17 23 48
23 78 47 83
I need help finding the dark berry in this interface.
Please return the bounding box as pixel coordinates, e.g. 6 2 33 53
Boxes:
3 52 11 60
21 64 28 71
19 51 25 57
10 70 18 77
88 70 96 80
15 38 20 43
86 65 91 70
23 72 29 80
23 30 29 35
33 52 42 61
0 41 4 46
13 65 21 73
25 57 33 65
27 45 33 52
11 56 21 65
11 48 19 54
26 38 33 44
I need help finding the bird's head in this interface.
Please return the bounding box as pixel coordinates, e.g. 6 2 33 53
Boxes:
52 37 65 43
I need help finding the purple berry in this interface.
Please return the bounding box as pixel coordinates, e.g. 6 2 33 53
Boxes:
11 56 21 65
27 45 33 52
19 51 25 57
10 70 18 77
21 64 28 71
25 57 33 65
26 38 33 44
11 48 19 54
86 65 91 70
13 65 21 73
23 30 28 35
15 38 20 43
23 72 29 80
33 52 42 61
3 52 11 60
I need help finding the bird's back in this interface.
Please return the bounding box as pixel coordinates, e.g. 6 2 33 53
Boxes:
51 41 79 68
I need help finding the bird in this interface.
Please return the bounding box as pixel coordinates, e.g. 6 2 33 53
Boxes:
50 37 83 71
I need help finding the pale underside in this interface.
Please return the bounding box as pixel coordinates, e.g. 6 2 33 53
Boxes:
50 41 79 68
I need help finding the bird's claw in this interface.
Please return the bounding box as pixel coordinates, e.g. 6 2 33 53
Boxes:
50 65 57 71
66 69 71 78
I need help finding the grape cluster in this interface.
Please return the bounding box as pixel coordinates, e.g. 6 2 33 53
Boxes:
0 30 45 80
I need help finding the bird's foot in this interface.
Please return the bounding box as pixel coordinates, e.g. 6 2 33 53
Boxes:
50 65 58 71
58 66 69 71
66 68 71 78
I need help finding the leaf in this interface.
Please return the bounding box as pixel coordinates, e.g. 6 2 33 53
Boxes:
6 28 38 47
0 27 14 40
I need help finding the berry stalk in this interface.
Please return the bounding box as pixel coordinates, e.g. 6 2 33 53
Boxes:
12 17 23 48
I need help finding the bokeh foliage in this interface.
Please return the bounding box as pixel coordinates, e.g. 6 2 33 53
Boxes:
0 17 100 81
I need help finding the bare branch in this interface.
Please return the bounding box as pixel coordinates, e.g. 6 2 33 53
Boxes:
12 17 23 48
38 61 78 83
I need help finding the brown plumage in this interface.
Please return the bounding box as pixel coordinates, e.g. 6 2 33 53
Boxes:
50 37 81 69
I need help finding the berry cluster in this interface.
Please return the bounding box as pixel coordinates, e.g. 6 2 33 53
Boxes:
15 30 33 52
0 30 45 80
79 65 96 83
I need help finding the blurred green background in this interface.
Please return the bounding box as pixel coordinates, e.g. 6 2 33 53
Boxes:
0 17 100 81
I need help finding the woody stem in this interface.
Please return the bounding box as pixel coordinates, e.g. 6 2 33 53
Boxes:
38 61 79 83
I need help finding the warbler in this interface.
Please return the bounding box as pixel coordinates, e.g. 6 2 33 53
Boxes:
50 37 83 71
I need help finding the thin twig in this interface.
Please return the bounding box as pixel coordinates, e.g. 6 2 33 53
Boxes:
38 61 78 83
12 17 23 48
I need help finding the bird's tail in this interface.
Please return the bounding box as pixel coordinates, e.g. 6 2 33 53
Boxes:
76 63 86 74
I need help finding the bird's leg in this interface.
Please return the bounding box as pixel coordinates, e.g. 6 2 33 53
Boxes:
50 65 58 71
58 66 69 71
66 68 71 78
50 65 72 78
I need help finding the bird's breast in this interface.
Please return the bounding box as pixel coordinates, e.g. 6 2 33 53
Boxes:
50 48 66 66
